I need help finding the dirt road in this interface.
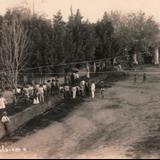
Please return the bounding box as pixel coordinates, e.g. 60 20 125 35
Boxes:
1 67 160 159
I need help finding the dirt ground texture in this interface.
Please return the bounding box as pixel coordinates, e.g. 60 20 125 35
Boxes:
1 66 160 159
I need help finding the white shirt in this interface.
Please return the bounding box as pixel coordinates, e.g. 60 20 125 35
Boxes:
80 80 85 86
64 86 70 91
75 73 79 79
35 84 40 90
43 85 47 91
91 83 96 91
72 87 77 92
38 87 44 94
0 97 6 109
87 72 90 78
17 88 21 94
1 116 10 123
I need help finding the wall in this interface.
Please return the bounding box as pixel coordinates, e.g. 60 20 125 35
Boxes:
0 97 61 139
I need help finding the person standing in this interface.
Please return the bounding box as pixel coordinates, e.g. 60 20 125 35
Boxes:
0 94 6 115
38 85 44 103
86 62 90 79
51 79 56 95
28 84 34 97
143 73 146 82
43 83 48 102
85 80 90 96
33 89 40 105
72 86 77 99
1 112 10 137
91 82 96 99
134 73 137 83
55 79 60 94
64 84 70 99
35 83 40 92
80 80 86 97
100 81 105 99
46 80 51 96
93 62 97 76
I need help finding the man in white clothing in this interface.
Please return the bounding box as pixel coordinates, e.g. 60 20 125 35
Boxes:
72 86 77 99
91 82 96 99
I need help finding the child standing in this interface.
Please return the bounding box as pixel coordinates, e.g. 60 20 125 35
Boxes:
1 112 10 137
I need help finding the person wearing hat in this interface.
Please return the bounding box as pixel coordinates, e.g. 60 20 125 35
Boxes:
1 112 10 137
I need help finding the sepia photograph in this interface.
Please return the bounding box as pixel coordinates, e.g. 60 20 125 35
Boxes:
0 0 160 159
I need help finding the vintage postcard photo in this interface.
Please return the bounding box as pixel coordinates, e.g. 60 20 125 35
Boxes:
0 0 160 159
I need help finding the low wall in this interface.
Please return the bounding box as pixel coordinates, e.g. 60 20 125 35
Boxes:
0 97 61 139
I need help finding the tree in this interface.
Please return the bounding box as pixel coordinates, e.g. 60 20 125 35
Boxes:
0 16 30 90
52 11 66 62
95 12 114 59
24 15 53 74
105 11 160 64
65 9 96 62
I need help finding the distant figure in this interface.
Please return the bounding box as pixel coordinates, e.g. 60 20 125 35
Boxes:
118 64 123 71
71 73 75 85
143 73 146 82
64 84 70 99
55 79 60 93
23 85 30 98
43 83 48 101
0 94 6 115
134 73 137 83
46 80 51 96
86 71 90 79
1 112 10 137
80 80 86 97
91 82 96 99
51 79 56 95
16 87 21 95
35 83 40 92
38 85 44 103
28 84 34 97
93 62 97 76
100 81 105 99
33 89 40 105
72 86 77 99
85 80 90 96
113 58 118 65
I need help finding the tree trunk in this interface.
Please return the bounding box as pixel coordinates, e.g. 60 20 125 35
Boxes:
133 53 138 65
13 70 18 105
154 47 159 65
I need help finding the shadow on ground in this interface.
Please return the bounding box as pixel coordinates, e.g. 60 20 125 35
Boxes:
126 115 160 159
1 98 84 143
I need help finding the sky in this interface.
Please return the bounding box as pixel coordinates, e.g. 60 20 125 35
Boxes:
0 0 160 22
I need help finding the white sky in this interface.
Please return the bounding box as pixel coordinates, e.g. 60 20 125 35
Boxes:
0 0 160 22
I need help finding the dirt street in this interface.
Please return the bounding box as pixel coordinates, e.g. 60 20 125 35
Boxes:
1 67 160 159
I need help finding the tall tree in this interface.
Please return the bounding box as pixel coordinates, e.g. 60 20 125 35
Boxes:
95 12 114 59
0 16 30 90
65 9 96 62
52 11 66 63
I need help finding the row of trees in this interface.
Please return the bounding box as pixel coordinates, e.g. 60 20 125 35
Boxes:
0 7 160 89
